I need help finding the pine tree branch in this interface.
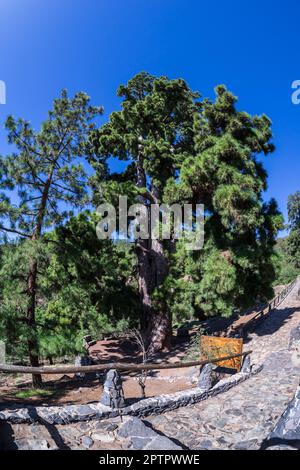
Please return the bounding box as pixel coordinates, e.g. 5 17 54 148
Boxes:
51 181 78 194
11 129 42 158
0 225 31 238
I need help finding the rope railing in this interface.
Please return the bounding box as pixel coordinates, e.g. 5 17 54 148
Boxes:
0 350 252 375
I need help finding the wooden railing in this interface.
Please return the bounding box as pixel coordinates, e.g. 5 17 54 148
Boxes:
0 350 252 375
230 278 298 336
250 278 296 320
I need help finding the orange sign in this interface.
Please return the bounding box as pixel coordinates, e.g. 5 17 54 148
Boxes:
200 335 243 371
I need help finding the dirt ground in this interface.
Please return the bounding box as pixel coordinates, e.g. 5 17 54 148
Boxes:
0 336 197 406
0 373 197 406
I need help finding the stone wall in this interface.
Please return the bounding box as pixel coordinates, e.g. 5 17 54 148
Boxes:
0 363 262 425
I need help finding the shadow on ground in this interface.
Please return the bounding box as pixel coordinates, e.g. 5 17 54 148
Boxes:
243 307 299 344
0 422 18 450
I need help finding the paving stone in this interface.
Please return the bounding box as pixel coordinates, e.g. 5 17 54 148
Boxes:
234 439 258 450
15 438 52 450
79 422 90 431
95 421 118 432
225 408 243 416
129 436 152 450
91 432 115 443
144 436 182 450
118 417 156 439
197 439 213 449
82 436 94 449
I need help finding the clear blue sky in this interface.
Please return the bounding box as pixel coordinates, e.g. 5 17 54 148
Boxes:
1 0 300 233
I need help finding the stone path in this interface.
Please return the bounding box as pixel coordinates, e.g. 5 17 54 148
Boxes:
0 417 125 450
147 279 300 450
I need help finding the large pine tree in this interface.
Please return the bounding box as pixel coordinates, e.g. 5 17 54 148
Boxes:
90 72 199 353
91 75 283 352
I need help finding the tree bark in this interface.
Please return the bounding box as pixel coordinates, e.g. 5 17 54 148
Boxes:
144 237 171 354
26 173 53 387
26 258 43 387
136 239 171 352
135 156 171 354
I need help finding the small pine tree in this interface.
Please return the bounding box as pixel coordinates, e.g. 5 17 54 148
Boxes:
0 90 102 385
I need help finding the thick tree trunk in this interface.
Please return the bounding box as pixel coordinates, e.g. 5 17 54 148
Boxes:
137 238 153 332
137 238 171 354
146 308 172 353
135 156 171 353
146 237 171 353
